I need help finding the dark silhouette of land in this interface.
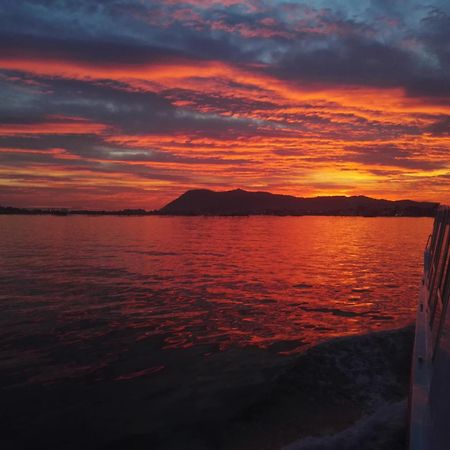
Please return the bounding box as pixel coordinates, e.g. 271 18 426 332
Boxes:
159 188 438 217
0 206 157 216
0 189 439 217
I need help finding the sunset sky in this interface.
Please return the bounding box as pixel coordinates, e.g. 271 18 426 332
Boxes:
1 0 449 209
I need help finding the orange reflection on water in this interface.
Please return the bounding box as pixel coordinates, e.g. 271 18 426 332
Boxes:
0 215 432 383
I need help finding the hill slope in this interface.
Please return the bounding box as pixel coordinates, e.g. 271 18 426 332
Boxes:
159 189 438 216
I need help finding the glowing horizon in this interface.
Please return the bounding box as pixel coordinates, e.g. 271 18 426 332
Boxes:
1 1 449 209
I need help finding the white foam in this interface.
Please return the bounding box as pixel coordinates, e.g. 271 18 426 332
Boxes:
283 400 406 450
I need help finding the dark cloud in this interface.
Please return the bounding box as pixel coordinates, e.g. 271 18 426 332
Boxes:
0 72 270 138
343 144 446 170
270 37 416 87
0 32 183 65
427 116 450 136
1 0 450 97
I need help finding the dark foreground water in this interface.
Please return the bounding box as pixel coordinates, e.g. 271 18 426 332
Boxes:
0 216 431 449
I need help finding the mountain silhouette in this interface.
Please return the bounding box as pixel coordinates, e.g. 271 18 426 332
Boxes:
159 189 438 216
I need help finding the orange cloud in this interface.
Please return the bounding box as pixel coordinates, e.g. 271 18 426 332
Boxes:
0 118 109 136
0 54 449 208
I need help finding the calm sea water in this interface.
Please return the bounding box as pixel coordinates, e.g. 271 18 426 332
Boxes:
0 216 431 450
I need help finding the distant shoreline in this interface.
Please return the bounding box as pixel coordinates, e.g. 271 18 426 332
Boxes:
1 188 440 218
0 206 159 217
0 207 435 218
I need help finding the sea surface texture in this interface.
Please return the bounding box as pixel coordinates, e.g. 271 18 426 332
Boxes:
0 216 431 450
